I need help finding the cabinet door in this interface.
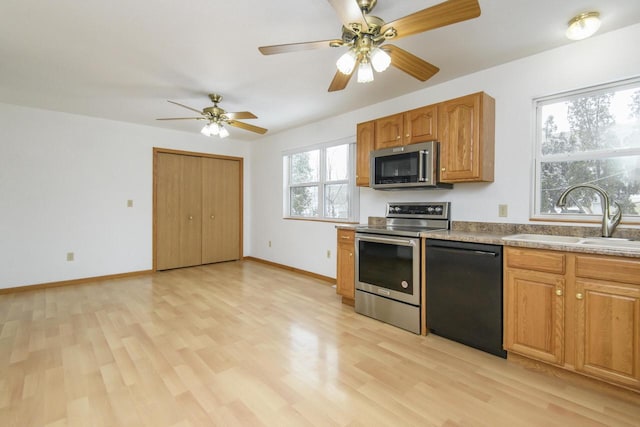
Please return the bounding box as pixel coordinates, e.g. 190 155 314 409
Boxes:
405 104 437 144
356 121 375 187
439 92 494 183
202 157 241 264
336 230 355 301
156 153 203 270
504 268 565 365
575 279 640 388
374 113 404 149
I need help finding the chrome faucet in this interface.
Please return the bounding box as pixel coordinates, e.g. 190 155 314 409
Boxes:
556 184 622 237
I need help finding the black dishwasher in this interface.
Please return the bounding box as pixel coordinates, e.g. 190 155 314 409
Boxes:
425 239 506 358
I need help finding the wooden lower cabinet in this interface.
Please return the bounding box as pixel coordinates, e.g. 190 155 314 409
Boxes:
504 268 565 365
505 247 640 391
574 256 640 389
336 229 355 304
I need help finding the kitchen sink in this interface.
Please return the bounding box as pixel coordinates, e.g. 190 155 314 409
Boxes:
579 238 640 250
502 234 640 251
501 234 583 244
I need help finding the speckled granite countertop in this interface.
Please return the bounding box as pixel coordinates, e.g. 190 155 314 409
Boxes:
423 222 640 259
338 221 640 258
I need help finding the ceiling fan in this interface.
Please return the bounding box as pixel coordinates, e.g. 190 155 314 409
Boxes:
156 94 268 138
258 0 481 92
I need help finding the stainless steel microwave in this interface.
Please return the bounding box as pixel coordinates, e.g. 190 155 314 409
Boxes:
370 141 452 190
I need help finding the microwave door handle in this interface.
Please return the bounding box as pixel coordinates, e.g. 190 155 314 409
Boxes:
418 150 427 182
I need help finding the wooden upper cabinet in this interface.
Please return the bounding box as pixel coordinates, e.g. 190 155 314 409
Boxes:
356 121 375 187
374 113 404 149
405 104 438 144
438 92 495 183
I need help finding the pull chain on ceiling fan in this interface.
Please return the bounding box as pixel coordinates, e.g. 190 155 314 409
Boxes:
258 0 481 91
156 94 268 138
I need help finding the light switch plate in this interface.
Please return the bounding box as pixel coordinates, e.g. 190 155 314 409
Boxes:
127 199 133 207
498 204 508 217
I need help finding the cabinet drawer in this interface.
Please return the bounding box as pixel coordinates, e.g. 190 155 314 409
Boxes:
337 229 355 243
575 255 640 285
506 248 565 274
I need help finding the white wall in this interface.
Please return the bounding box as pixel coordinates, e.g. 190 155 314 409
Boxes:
3 24 639 289
0 104 251 289
250 23 640 279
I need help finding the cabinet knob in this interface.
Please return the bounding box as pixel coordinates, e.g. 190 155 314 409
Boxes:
396 135 400 139
555 289 563 296
576 293 584 300
349 252 353 257
188 215 193 220
210 215 215 219
441 167 446 172
405 134 410 137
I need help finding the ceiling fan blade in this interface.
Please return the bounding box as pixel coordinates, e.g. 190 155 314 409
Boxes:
259 39 342 55
167 100 203 114
228 120 268 135
224 111 257 120
328 57 359 92
326 0 365 27
156 117 204 121
384 45 439 81
381 0 480 40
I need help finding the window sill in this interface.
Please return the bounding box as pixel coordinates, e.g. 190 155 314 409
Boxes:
530 216 640 226
283 217 359 225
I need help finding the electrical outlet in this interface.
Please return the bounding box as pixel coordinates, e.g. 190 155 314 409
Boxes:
498 204 508 217
268 240 272 247
326 250 331 259
66 252 74 261
127 199 133 207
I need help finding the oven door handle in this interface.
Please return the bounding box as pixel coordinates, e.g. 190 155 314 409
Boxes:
357 235 417 246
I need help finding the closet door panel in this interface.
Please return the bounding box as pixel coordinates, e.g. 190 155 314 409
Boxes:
156 153 202 270
202 157 241 264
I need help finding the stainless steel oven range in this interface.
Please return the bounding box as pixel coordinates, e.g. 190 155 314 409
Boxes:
355 202 450 334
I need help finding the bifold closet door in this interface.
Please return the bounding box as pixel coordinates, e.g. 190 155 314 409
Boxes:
156 153 203 270
202 157 240 263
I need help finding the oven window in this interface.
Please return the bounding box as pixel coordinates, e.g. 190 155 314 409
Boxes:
358 240 414 295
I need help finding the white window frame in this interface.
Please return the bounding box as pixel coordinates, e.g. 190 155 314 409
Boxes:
283 137 359 222
532 76 640 221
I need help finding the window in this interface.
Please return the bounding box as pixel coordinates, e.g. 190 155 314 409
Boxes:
534 77 640 220
283 138 358 222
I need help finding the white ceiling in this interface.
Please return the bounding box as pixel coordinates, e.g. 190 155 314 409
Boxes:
2 0 640 141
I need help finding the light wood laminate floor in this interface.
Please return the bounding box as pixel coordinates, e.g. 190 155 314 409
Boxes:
1 260 638 427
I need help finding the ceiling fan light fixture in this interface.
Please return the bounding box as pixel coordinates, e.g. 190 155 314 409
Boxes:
370 47 391 72
218 126 230 138
336 49 357 75
566 11 601 40
201 123 213 136
357 60 374 83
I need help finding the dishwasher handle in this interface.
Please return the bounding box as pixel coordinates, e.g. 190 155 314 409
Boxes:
428 245 499 257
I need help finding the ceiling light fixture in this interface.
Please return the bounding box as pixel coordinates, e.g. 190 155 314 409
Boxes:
370 48 391 72
357 60 374 83
566 11 601 40
335 33 391 84
336 49 358 75
201 120 229 138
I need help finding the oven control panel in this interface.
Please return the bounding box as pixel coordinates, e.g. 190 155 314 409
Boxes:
386 202 450 219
